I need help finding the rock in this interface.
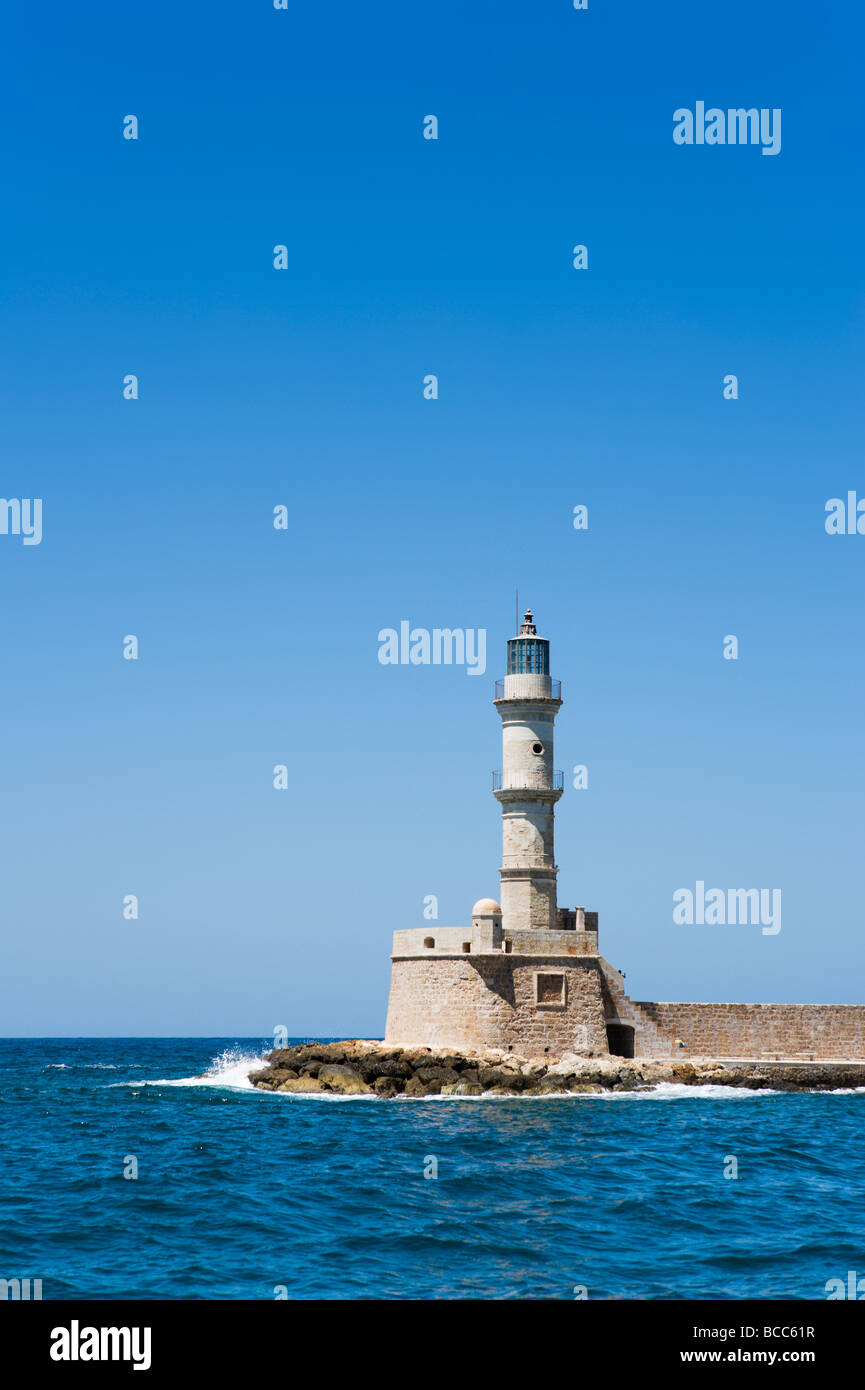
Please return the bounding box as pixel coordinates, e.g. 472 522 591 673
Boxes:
278 1076 324 1093
318 1064 371 1094
403 1075 430 1096
379 1059 413 1079
526 1077 569 1094
288 1046 328 1065
701 1068 738 1086
247 1044 865 1099
478 1066 525 1091
546 1052 586 1074
374 1076 404 1097
267 1049 298 1067
401 1049 434 1069
415 1065 460 1085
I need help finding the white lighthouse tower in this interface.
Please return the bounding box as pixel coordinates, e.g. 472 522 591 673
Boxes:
493 610 563 932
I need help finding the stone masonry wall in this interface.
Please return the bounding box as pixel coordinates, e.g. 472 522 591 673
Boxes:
634 1002 865 1059
385 957 865 1060
385 956 609 1055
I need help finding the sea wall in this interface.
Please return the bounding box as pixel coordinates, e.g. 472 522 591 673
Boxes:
633 1002 865 1059
384 949 865 1060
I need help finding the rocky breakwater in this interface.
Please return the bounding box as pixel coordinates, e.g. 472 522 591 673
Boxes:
248 1043 865 1097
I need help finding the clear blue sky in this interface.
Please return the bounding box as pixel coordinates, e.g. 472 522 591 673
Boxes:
1 2 862 1036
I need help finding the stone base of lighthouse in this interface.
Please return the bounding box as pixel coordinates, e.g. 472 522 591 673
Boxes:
385 925 611 1056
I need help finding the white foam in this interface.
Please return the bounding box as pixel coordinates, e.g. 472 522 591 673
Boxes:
47 1062 120 1070
265 1082 783 1103
620 1081 780 1100
121 1047 269 1092
388 1082 783 1102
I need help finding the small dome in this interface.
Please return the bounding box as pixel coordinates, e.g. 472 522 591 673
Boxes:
472 898 502 916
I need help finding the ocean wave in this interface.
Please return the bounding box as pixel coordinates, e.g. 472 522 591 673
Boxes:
46 1062 121 1071
119 1047 269 1092
266 1081 783 1102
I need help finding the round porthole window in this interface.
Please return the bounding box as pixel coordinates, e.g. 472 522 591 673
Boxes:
532 742 544 755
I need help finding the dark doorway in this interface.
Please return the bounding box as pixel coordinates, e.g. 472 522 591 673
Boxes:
606 1024 635 1058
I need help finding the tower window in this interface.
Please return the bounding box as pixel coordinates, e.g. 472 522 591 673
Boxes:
535 972 566 1007
423 937 435 949
531 742 544 755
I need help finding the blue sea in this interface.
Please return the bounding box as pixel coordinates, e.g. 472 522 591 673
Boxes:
1 1038 862 1301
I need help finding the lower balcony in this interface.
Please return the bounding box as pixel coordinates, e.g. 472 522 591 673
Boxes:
492 770 564 792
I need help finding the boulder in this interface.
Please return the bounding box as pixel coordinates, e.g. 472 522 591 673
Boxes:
278 1076 324 1093
374 1076 404 1097
400 1049 434 1069
318 1064 371 1094
358 1056 412 1083
478 1066 525 1091
404 1075 437 1096
286 1046 328 1065
415 1066 461 1085
526 1076 570 1094
375 1058 413 1079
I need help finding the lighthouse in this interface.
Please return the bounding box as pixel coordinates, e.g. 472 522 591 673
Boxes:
385 605 612 1057
493 610 563 932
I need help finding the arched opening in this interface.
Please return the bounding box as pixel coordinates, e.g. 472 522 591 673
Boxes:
606 1024 635 1058
423 937 435 949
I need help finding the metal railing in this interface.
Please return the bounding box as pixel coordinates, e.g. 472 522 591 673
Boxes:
492 769 564 792
494 677 561 700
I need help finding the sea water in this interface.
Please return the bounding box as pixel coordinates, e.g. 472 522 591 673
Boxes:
1 1037 862 1300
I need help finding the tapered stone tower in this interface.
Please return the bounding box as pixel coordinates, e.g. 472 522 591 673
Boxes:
385 606 613 1056
493 610 563 932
